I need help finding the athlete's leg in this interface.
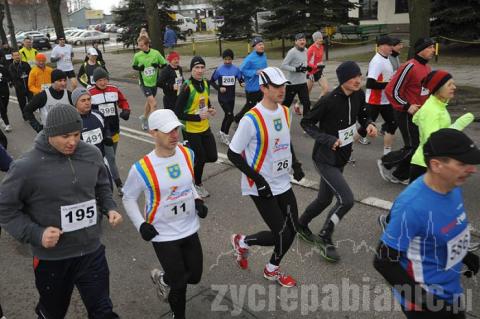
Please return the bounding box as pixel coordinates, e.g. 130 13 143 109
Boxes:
380 105 397 154
220 100 235 135
182 131 204 186
234 91 262 123
298 169 334 227
75 246 118 319
297 83 311 115
282 84 297 108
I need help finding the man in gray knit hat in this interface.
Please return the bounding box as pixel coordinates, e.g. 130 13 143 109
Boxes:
0 104 122 318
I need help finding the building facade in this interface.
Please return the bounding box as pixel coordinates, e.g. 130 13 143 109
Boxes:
349 0 409 33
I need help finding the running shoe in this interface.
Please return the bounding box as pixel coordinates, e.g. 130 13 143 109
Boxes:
358 137 370 145
231 234 249 270
297 223 320 244
4 125 11 132
117 187 124 197
139 115 148 131
150 268 169 302
317 233 340 263
377 214 388 233
194 184 210 198
376 159 391 182
389 175 409 185
293 102 302 115
348 154 356 165
263 267 296 287
219 131 230 146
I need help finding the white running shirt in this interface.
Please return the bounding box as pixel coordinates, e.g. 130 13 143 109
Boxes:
365 52 394 105
122 146 200 242
229 103 292 196
51 44 74 72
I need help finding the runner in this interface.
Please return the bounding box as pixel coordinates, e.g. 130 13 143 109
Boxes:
0 104 123 318
24 69 72 133
28 53 53 96
379 37 435 184
91 42 106 68
228 67 305 287
157 51 183 110
296 61 377 262
51 36 78 90
374 128 480 318
9 51 32 120
360 35 397 152
0 61 11 132
77 48 104 88
174 56 218 198
389 38 403 71
307 31 329 98
122 109 207 319
234 36 267 123
18 37 38 67
73 87 113 157
280 33 311 116
132 35 167 130
210 48 243 145
89 67 131 196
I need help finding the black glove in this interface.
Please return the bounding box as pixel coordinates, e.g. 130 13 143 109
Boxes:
32 122 43 133
295 65 307 73
254 176 273 199
151 63 160 68
119 109 130 121
317 64 325 71
463 252 479 278
195 199 208 218
103 137 114 146
139 222 158 241
306 65 313 72
292 162 305 182
133 64 145 71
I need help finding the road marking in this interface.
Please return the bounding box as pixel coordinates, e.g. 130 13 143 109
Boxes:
360 197 393 210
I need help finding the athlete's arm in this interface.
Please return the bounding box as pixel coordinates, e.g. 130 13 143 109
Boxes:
239 55 255 79
365 78 387 90
280 50 296 72
356 95 374 130
0 160 45 247
209 69 220 92
300 98 338 147
227 148 263 183
373 241 444 310
122 166 148 231
77 64 88 87
94 150 117 213
24 92 46 132
117 89 130 111
174 84 202 122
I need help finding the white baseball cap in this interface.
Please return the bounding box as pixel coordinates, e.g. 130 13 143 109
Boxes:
258 67 290 86
148 109 183 133
87 47 98 56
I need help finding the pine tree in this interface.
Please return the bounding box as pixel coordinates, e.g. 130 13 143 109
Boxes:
215 0 259 39
431 0 480 40
262 0 357 39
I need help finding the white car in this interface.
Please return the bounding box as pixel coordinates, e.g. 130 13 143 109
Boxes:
70 30 110 45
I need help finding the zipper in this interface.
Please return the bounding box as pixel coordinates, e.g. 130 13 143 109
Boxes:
348 96 352 125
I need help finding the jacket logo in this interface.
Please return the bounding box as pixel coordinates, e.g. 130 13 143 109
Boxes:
273 118 282 131
167 164 181 179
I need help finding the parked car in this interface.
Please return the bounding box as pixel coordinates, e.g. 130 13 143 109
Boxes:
32 35 51 50
70 30 110 45
50 29 83 42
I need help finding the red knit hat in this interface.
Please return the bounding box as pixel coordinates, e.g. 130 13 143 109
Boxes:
422 70 452 95
167 51 180 62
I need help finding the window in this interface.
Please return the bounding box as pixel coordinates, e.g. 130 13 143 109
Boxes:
359 0 378 20
395 0 408 13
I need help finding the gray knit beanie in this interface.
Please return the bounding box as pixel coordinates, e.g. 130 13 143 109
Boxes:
44 104 83 137
93 67 109 82
71 87 90 107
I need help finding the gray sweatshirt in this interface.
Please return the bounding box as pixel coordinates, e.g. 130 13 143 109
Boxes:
0 132 117 260
281 46 308 85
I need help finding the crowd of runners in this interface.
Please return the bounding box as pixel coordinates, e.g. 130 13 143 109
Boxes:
0 29 477 319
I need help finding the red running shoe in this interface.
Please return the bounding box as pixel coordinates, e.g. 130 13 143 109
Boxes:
231 234 249 270
263 267 296 288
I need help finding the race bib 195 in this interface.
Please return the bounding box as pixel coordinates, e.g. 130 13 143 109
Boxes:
60 199 97 232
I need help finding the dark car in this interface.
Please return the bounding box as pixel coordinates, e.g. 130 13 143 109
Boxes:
32 35 51 50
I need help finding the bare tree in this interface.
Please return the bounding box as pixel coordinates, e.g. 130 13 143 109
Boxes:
46 0 65 39
143 0 163 52
407 0 431 58
4 0 16 49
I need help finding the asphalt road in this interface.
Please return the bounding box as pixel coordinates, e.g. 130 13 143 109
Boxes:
0 80 479 318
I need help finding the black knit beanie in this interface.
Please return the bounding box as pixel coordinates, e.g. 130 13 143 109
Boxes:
190 56 206 70
336 61 362 85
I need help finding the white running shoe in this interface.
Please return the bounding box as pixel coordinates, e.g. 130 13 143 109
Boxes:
377 160 409 185
195 184 210 198
139 115 148 131
4 125 11 132
150 268 169 302
219 132 230 146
